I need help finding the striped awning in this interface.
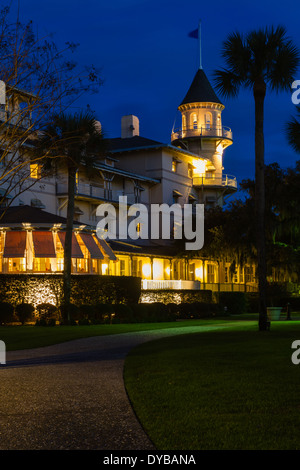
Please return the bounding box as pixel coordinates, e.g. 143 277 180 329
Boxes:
97 238 118 261
3 231 26 257
79 233 104 260
32 231 56 258
57 232 84 258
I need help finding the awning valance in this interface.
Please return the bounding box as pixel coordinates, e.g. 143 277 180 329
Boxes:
79 233 104 260
57 232 84 258
97 238 118 261
3 231 26 257
32 231 56 258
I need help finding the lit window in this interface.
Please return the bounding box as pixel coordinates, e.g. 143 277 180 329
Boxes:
205 113 212 130
192 114 197 130
207 264 215 283
30 164 42 179
172 160 177 172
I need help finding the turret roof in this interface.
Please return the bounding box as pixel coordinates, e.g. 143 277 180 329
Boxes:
180 68 223 106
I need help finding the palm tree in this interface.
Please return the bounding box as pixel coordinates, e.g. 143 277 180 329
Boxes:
214 26 299 330
286 105 300 153
39 110 104 322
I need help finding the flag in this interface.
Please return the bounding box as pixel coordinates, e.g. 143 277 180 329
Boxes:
188 28 198 39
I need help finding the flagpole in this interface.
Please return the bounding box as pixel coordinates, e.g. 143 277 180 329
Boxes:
198 20 202 70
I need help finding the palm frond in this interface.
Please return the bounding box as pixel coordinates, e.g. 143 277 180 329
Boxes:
213 69 242 98
221 31 251 79
286 111 300 153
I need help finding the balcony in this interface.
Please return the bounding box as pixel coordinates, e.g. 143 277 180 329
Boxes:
171 125 233 142
56 183 144 205
193 174 237 190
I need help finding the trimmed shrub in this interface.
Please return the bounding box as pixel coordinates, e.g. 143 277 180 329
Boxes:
36 303 59 325
92 303 115 324
0 302 14 324
128 302 175 323
218 292 247 315
112 304 135 323
176 302 213 319
15 303 35 324
78 304 96 320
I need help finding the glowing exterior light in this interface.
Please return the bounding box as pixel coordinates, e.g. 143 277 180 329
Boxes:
142 263 151 278
192 158 206 176
102 263 108 274
195 266 203 280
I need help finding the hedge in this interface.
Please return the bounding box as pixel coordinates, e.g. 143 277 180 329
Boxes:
0 274 141 308
139 289 213 304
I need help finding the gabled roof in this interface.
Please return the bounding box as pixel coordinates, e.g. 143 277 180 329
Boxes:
0 205 82 226
105 135 202 159
105 136 163 152
180 68 223 107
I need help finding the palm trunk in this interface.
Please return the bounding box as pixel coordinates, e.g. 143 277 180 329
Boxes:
254 80 268 331
62 165 76 323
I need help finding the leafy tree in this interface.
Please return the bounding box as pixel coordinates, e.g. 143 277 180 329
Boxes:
214 26 299 330
0 3 102 214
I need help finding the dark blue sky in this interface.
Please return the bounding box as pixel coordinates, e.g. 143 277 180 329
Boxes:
14 0 300 189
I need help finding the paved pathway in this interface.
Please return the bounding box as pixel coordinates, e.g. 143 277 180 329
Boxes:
0 324 230 450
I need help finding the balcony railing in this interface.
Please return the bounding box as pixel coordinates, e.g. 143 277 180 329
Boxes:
193 174 237 189
171 125 233 141
56 183 145 205
141 279 201 290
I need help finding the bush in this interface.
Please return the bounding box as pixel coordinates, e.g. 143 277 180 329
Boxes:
112 304 135 323
36 303 59 325
0 302 14 324
15 303 35 324
129 302 175 323
218 292 247 315
78 304 96 320
176 302 213 319
91 303 115 324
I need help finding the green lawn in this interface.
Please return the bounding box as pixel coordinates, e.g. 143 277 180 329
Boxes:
0 317 233 351
124 321 300 450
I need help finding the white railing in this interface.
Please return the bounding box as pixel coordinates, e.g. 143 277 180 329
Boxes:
141 280 201 290
193 174 237 189
56 183 105 199
171 126 233 141
56 184 147 205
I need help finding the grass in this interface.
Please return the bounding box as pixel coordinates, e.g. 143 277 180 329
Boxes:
124 320 300 450
0 317 234 351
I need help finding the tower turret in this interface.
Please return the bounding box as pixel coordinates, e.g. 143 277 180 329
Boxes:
171 67 233 180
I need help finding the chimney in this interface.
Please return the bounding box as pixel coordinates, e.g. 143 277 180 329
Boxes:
121 115 139 138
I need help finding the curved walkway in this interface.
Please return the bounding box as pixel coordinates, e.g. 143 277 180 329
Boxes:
0 324 230 450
